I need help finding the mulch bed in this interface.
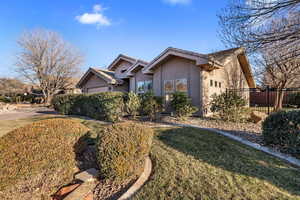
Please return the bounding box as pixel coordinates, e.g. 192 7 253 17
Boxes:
163 117 264 145
93 178 136 200
126 116 264 145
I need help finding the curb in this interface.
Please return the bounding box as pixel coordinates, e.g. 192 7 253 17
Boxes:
163 122 300 168
118 156 152 200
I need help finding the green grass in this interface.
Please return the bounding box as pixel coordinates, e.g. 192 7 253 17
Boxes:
2 118 300 199
133 127 300 200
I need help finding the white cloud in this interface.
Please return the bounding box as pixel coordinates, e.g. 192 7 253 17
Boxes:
163 0 191 5
76 4 111 28
93 4 104 12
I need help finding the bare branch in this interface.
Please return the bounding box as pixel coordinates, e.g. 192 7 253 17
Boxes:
15 29 84 104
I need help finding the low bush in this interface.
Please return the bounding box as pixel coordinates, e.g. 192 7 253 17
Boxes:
287 92 300 108
96 122 154 182
140 92 163 121
124 91 141 118
262 110 300 155
0 96 11 103
170 92 198 120
0 118 89 200
210 92 248 122
52 92 124 122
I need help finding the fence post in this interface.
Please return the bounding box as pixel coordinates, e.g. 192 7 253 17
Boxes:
226 88 228 98
267 86 270 115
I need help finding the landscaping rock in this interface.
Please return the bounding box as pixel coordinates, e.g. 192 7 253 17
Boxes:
162 116 263 145
250 111 268 123
75 168 99 182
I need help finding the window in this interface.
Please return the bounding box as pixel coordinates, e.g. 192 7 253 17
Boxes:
219 82 222 88
121 69 127 73
137 81 145 93
164 80 175 94
176 79 188 93
145 80 153 91
215 81 218 87
210 80 213 87
137 80 153 94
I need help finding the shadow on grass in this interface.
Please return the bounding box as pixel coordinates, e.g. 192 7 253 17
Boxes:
157 127 300 196
73 132 99 171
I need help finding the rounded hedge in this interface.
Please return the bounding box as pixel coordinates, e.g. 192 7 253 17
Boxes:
0 118 89 199
262 110 300 154
52 92 124 122
96 122 154 182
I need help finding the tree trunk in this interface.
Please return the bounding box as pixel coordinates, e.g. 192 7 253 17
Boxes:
274 89 285 111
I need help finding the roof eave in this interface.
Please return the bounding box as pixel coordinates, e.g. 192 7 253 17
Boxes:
142 47 208 74
107 54 137 71
237 53 256 88
76 68 119 88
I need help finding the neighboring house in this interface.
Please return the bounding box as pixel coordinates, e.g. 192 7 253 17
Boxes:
76 47 256 116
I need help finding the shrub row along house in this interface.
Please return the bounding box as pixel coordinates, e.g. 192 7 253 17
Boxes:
77 47 256 116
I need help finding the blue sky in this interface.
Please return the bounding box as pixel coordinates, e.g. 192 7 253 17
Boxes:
0 0 228 77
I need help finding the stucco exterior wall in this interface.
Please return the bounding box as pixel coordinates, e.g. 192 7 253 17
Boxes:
152 56 202 114
202 55 250 115
114 60 133 79
81 74 109 93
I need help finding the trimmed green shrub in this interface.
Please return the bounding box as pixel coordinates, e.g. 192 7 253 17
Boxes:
262 110 300 155
124 91 141 118
170 92 198 120
0 96 11 103
210 92 248 122
140 91 163 121
96 122 154 182
287 92 300 108
52 92 124 122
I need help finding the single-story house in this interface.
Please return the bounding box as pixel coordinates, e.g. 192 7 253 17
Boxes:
76 47 255 116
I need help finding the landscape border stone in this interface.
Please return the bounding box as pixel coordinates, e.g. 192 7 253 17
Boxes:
118 156 152 200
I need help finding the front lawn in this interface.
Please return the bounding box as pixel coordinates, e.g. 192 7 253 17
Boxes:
134 127 300 200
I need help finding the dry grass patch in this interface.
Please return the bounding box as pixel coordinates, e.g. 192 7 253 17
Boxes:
0 118 89 200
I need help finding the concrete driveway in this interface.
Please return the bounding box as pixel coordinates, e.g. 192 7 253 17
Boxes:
0 107 59 137
0 107 58 121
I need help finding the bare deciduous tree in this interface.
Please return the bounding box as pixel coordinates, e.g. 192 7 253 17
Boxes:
218 0 300 53
255 44 300 110
16 29 83 104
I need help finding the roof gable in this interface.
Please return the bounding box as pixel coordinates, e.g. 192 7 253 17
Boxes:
76 68 122 88
107 54 137 71
126 60 148 77
142 47 218 74
209 47 255 88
